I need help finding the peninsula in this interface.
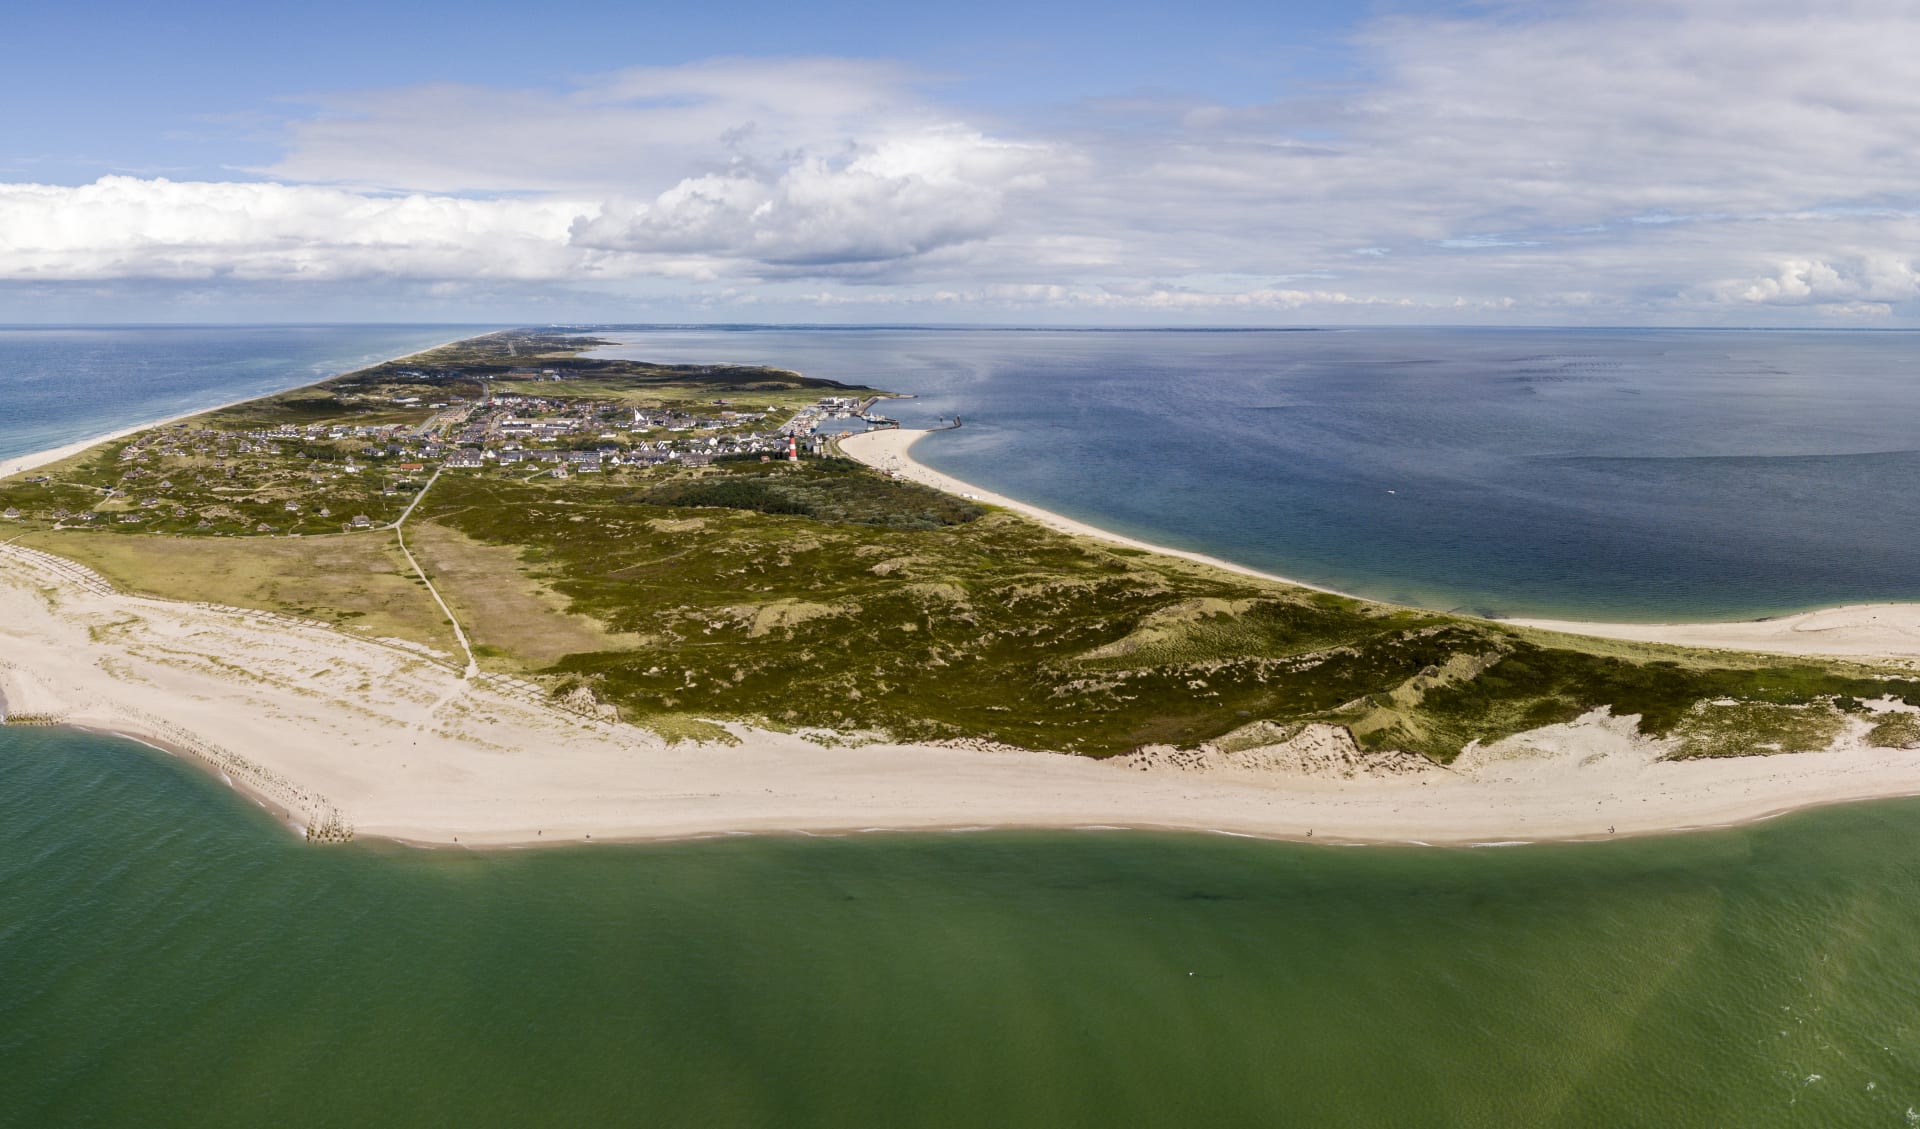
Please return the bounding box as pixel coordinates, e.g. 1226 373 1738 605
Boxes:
3 330 1917 846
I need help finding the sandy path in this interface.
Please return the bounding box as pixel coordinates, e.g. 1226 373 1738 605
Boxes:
840 428 1920 662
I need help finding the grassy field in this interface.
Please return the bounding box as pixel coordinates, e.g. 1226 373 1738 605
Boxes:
408 460 1920 758
17 528 460 657
402 521 640 669
9 327 1917 761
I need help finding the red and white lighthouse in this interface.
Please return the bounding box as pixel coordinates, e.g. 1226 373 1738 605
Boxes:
787 435 799 462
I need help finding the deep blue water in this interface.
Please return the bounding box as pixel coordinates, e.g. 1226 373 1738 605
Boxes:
592 326 1920 621
0 325 485 463
4 323 1915 619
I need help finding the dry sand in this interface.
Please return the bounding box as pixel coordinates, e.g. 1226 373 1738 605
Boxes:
3 421 1918 848
5 539 1920 848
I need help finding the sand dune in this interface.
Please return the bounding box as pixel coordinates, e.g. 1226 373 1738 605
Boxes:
5 540 1920 848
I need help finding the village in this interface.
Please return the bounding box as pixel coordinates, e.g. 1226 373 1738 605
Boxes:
0 383 898 538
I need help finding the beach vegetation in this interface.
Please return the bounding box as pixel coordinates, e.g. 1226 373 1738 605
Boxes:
11 328 1918 764
1866 712 1920 749
1668 700 1849 759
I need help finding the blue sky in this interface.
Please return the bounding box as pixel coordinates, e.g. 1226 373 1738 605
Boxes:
6 0 1369 184
4 0 1919 324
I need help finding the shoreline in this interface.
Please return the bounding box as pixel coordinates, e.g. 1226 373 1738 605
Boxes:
34 701 1917 852
839 428 1920 661
6 539 1920 851
3 357 1920 850
11 391 1918 650
0 333 482 480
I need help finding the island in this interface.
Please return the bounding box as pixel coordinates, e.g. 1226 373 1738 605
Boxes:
2 330 1917 846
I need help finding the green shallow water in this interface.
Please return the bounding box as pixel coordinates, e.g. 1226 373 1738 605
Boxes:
6 727 1920 1127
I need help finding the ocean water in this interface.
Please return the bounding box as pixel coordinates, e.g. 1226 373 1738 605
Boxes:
593 326 1920 621
9 325 1920 1127
6 726 1920 1128
6 324 1911 621
0 324 483 464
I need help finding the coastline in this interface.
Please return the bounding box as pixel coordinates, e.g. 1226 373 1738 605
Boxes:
839 428 1920 661
0 333 480 481
7 538 1920 850
838 428 1346 597
3 393 1920 850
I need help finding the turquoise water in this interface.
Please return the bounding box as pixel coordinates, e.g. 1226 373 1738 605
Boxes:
6 726 1920 1127
594 326 1920 620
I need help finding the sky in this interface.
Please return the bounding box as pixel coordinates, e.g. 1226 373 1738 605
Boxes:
4 0 1919 325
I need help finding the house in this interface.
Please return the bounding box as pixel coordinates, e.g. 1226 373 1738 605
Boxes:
1 507 19 520
445 449 486 469
349 514 373 529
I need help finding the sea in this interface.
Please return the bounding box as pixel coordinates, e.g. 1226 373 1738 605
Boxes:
5 324 1920 1127
591 325 1920 621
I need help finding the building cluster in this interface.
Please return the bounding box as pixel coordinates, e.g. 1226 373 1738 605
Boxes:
0 381 898 537
408 391 889 479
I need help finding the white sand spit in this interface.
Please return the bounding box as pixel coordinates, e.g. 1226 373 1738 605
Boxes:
5 543 1920 848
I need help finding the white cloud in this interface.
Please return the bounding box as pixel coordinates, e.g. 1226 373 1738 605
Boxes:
570 129 1051 267
1720 254 1920 307
12 5 1920 321
0 176 598 281
263 57 940 196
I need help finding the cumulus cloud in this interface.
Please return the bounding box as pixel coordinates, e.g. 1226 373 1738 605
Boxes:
11 4 1920 321
0 177 598 281
1721 254 1920 307
569 130 1050 267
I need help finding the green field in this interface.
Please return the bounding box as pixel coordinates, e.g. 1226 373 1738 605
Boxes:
6 330 1918 760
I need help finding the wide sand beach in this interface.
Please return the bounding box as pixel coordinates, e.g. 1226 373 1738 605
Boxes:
3 423 1920 847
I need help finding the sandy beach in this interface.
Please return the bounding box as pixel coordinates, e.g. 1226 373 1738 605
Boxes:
2 421 1918 849
5 535 1920 848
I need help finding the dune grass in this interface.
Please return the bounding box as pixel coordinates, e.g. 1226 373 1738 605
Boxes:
411 461 1920 760
12 328 1917 762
